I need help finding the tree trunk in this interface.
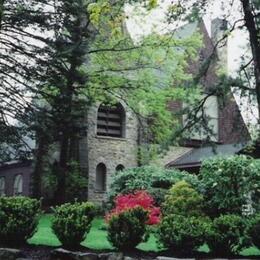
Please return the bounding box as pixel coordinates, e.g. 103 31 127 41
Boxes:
241 0 260 124
53 1 90 204
55 77 74 204
32 135 49 199
55 133 69 204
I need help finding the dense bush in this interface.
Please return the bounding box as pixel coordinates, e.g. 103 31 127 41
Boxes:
52 202 95 248
246 213 260 249
0 196 41 246
65 161 88 202
206 214 246 256
107 207 148 250
148 187 168 206
157 214 210 253
163 180 204 216
199 156 260 217
106 190 161 225
43 161 88 202
109 165 200 206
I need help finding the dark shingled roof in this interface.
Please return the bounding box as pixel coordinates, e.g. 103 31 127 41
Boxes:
167 143 248 168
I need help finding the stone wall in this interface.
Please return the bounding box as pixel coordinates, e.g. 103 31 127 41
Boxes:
80 103 139 203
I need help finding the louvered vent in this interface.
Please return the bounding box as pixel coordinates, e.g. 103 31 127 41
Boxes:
97 104 124 138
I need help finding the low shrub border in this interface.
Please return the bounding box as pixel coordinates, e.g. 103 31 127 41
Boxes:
52 201 95 249
0 196 41 246
107 207 149 250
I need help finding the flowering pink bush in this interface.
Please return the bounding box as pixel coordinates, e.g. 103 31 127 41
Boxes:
106 190 161 225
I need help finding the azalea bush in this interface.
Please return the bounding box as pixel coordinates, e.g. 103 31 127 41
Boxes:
108 165 200 206
106 190 161 225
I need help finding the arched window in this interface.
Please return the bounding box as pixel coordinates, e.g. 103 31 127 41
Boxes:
96 163 106 192
0 177 5 196
13 174 23 195
97 103 125 138
116 164 125 172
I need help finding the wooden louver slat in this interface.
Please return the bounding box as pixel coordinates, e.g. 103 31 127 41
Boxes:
97 104 123 138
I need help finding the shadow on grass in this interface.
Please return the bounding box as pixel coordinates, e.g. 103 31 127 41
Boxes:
27 214 260 258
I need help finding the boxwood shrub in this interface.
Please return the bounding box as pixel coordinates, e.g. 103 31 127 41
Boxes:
206 214 246 256
163 180 204 216
107 207 148 250
246 213 260 249
157 214 211 254
0 196 41 246
52 201 95 248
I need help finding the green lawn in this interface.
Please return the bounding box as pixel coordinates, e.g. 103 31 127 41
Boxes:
28 214 160 251
28 214 260 256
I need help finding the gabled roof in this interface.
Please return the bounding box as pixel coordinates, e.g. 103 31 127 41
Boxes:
0 160 32 170
167 142 248 168
152 146 193 167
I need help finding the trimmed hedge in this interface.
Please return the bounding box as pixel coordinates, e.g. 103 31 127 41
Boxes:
157 214 210 253
206 214 246 256
52 201 95 248
0 196 41 246
163 180 204 216
107 207 148 250
247 213 260 249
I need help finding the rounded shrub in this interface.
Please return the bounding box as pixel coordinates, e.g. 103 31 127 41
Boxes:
106 190 161 225
108 165 200 206
0 196 41 246
148 187 168 206
199 155 260 217
206 214 246 256
163 180 204 216
107 207 148 250
52 201 95 248
246 213 260 249
157 214 210 253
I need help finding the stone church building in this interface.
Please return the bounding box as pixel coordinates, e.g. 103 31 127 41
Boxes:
0 18 251 203
81 103 139 202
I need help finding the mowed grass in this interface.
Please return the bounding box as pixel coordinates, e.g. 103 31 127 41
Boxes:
28 214 260 256
28 214 159 251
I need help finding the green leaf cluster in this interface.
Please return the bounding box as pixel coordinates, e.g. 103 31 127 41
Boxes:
163 180 204 216
0 196 41 246
107 206 148 250
199 155 260 217
246 213 260 249
52 201 95 248
108 165 200 206
206 214 246 256
157 214 211 253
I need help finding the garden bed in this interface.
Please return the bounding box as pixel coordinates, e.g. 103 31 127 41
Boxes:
16 214 259 259
1 245 260 260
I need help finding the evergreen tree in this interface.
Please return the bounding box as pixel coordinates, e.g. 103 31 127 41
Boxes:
1 0 202 202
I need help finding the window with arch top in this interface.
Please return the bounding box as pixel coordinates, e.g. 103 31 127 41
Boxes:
116 164 125 172
13 174 23 195
96 163 106 192
97 103 125 138
0 177 5 196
